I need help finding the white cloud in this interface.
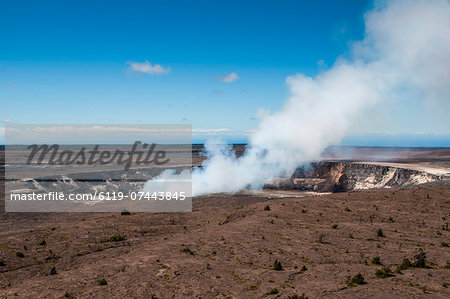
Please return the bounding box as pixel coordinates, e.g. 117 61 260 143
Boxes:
218 72 239 83
127 61 171 75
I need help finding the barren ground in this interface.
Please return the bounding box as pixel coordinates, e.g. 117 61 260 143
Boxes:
0 186 449 298
1 147 450 298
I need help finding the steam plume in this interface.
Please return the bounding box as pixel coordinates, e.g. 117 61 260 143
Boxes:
149 0 450 196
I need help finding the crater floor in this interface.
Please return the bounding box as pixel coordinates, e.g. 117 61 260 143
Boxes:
0 186 449 298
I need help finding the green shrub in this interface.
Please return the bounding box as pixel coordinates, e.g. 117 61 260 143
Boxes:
50 266 57 275
0 260 5 266
121 210 131 216
441 242 449 247
412 250 427 268
377 228 385 237
39 240 46 246
264 205 271 211
332 224 338 229
346 273 365 287
15 251 24 258
248 284 259 290
395 258 412 273
266 288 278 295
273 260 283 271
180 247 194 255
106 235 125 242
375 267 393 278
98 279 107 286
371 256 382 265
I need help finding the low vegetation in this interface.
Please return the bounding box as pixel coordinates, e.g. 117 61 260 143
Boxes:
180 247 195 255
395 258 412 273
266 288 278 295
375 267 393 278
411 250 427 268
97 279 107 286
346 273 365 287
395 250 429 273
371 256 382 265
248 284 259 290
273 260 283 271
106 235 125 242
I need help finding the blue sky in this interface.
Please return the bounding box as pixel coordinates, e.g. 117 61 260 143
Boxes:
1 0 449 145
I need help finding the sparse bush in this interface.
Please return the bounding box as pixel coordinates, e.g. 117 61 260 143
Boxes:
375 266 393 278
332 224 338 229
377 228 385 237
39 240 46 246
346 273 365 287
371 256 382 265
301 265 308 272
318 234 326 244
121 210 131 216
412 250 427 268
15 251 24 258
248 284 259 290
273 260 283 271
264 205 271 211
441 242 449 247
180 247 194 255
301 209 307 213
98 279 107 286
64 291 74 298
0 260 5 266
50 266 57 275
289 294 308 299
106 235 125 242
395 258 412 273
266 288 278 295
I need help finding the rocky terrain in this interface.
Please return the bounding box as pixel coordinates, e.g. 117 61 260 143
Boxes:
0 146 449 298
0 186 449 298
265 161 450 192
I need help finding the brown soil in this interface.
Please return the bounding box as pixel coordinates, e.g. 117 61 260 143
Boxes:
0 186 449 298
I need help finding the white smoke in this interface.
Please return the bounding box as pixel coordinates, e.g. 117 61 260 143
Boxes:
146 0 450 196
